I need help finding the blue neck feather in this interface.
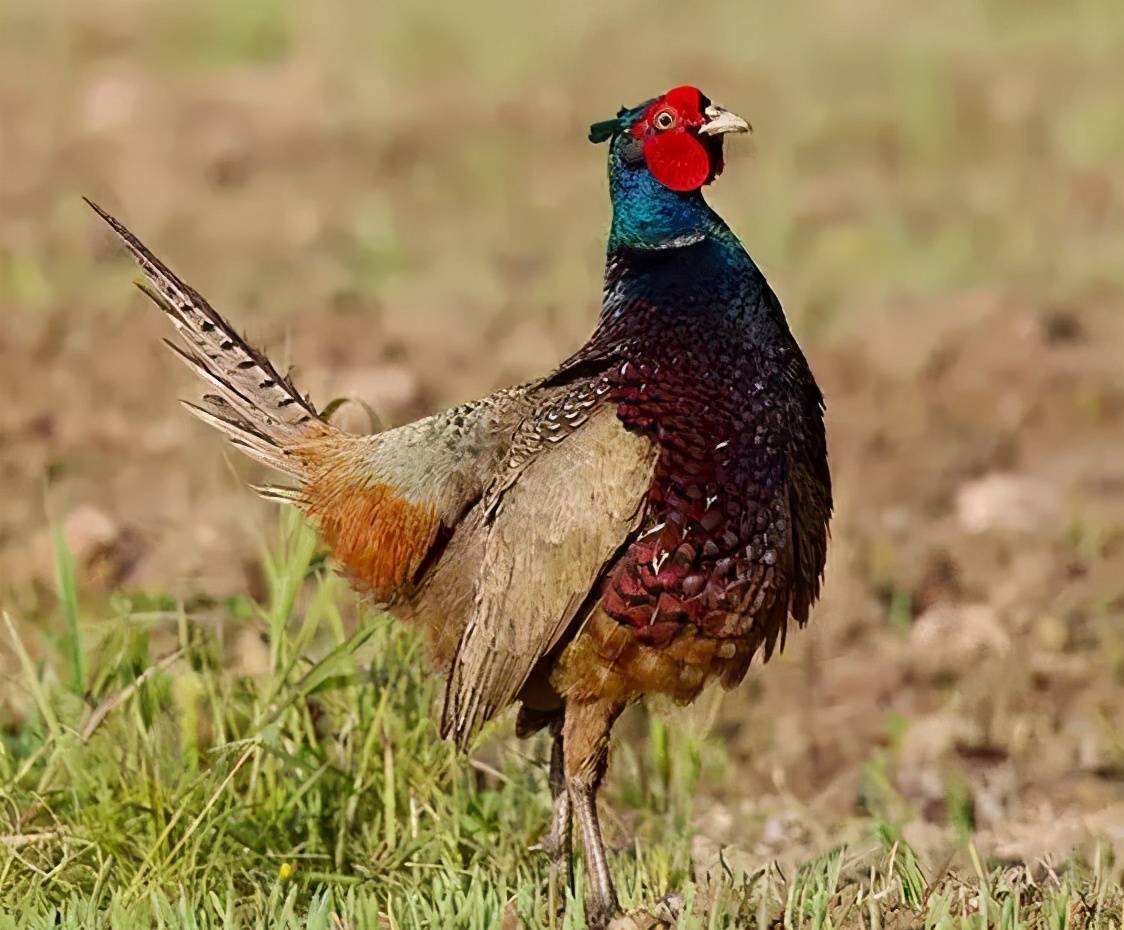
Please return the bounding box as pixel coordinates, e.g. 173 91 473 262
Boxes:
596 134 779 340
607 158 717 251
605 137 745 262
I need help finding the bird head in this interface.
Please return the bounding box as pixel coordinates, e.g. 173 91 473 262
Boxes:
589 85 751 193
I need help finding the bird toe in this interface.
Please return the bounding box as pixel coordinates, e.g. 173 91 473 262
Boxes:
605 909 670 930
604 893 683 930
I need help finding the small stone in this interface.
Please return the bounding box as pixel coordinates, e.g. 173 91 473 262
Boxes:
956 472 1059 534
910 602 1010 677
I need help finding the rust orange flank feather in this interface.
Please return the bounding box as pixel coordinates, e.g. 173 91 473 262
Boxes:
302 477 440 598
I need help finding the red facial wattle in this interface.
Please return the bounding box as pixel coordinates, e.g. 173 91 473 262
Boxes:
631 85 717 193
643 131 713 192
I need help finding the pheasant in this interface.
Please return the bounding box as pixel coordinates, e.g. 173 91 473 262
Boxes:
88 84 831 928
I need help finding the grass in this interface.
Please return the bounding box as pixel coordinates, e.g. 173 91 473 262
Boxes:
1 515 1121 929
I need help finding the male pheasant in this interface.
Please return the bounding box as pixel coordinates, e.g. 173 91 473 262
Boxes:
89 84 831 927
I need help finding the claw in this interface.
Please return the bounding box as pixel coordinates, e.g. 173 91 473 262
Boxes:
604 894 684 930
653 893 683 922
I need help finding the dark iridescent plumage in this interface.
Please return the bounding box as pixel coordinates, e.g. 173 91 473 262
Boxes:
557 119 832 666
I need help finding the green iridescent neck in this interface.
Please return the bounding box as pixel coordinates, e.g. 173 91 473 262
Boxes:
606 137 731 253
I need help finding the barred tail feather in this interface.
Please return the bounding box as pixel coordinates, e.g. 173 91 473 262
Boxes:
86 199 322 443
179 398 303 477
251 484 305 504
89 198 538 603
86 198 332 492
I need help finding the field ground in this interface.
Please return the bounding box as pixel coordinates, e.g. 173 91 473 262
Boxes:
2 0 1124 926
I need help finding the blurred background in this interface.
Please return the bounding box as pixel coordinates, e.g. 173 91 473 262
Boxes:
2 0 1124 875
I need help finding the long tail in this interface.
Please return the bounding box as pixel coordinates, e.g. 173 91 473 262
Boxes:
89 198 512 603
85 199 333 489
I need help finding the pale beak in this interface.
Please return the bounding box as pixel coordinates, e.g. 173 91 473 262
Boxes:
699 104 752 136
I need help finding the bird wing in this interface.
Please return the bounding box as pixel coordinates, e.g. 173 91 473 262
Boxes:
786 397 832 628
440 400 657 748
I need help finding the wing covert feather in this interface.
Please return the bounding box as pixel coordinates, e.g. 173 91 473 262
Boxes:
441 405 656 747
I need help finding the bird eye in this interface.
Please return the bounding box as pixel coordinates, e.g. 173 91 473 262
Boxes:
654 110 675 131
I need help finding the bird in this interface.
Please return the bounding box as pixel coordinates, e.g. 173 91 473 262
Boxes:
87 83 831 928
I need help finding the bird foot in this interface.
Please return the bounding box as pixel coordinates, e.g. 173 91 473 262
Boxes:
537 831 568 864
534 791 574 918
604 911 669 930
604 894 683 930
535 788 572 868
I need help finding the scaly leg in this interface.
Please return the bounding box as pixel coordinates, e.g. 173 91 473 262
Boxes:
541 729 572 913
571 777 617 925
563 698 625 930
543 730 572 862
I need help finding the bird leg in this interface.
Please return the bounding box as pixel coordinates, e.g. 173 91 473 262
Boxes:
563 698 625 929
543 730 572 861
541 728 573 912
572 779 616 927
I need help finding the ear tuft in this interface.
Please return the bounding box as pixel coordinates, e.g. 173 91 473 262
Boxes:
588 117 621 144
